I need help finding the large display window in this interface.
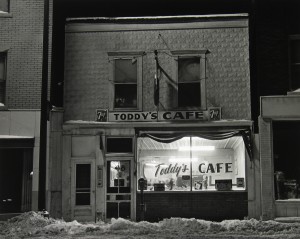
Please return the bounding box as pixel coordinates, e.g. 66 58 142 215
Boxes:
137 136 246 192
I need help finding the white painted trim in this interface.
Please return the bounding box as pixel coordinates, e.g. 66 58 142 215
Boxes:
65 19 248 33
66 14 249 22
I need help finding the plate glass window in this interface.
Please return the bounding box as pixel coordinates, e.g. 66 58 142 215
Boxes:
0 53 6 106
114 59 137 109
137 136 246 192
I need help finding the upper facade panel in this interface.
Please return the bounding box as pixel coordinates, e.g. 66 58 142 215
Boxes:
64 15 250 121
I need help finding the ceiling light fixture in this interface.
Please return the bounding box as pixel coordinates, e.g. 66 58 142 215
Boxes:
178 146 215 151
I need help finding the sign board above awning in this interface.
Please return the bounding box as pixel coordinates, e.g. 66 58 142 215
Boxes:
261 95 300 118
96 108 221 122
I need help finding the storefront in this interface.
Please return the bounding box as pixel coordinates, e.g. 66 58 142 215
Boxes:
260 92 300 219
50 108 254 222
0 110 41 220
48 14 259 222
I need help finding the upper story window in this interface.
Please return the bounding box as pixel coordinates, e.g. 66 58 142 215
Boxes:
0 52 7 106
108 52 143 111
0 0 9 13
172 50 208 110
289 35 300 90
178 57 201 107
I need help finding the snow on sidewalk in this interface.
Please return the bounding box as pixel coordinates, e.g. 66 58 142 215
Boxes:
1 211 300 238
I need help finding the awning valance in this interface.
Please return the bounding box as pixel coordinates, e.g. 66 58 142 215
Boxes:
136 127 253 160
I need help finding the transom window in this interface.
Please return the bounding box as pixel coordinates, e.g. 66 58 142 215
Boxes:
108 52 143 110
0 0 9 13
0 52 6 106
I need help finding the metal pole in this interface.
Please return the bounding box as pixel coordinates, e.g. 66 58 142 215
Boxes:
154 50 159 113
140 187 144 221
38 0 49 211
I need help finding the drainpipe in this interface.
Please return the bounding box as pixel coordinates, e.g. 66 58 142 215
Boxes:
39 0 49 211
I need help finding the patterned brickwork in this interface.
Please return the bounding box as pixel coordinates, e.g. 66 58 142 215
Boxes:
0 0 52 109
64 24 250 121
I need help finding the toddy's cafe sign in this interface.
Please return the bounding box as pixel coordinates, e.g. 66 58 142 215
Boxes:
96 108 221 122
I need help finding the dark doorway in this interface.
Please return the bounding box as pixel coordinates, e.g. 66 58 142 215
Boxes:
0 148 33 213
273 121 300 200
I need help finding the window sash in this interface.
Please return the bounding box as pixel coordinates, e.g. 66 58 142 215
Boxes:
108 53 143 110
174 54 207 109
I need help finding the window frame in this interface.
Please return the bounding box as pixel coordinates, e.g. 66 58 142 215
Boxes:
0 52 7 107
171 50 208 110
288 35 300 91
108 51 143 111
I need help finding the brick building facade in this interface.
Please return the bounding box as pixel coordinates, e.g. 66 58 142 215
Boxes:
48 14 259 222
0 0 52 219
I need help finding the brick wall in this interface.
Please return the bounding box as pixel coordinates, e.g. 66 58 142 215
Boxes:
0 0 52 109
259 117 275 220
64 21 251 121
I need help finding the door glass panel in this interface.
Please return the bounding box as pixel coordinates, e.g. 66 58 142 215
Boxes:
106 160 131 219
76 164 91 205
119 202 130 219
107 161 131 193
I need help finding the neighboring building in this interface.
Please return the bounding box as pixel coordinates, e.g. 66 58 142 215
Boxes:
255 0 300 220
0 0 52 219
260 91 300 220
48 14 261 222
259 31 300 220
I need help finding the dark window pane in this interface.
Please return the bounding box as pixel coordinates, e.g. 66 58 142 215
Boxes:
76 164 91 189
76 193 90 205
178 57 200 83
273 121 300 200
178 82 201 107
291 40 300 63
0 54 5 104
106 202 118 218
75 164 90 205
0 54 5 81
115 59 137 83
291 65 300 90
106 138 133 153
116 195 131 200
114 84 137 108
0 0 9 12
0 81 5 104
119 202 130 219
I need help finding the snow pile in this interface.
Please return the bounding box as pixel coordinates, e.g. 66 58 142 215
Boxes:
42 220 104 235
110 217 160 235
0 211 56 238
159 217 299 235
2 212 300 238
